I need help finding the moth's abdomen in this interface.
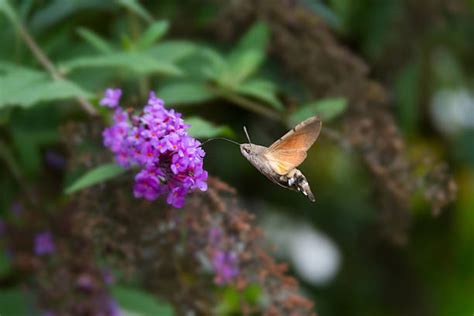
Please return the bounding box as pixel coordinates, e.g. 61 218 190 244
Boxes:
284 169 315 202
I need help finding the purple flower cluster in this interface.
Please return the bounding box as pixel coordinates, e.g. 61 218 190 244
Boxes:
101 88 208 208
34 231 55 256
211 250 239 285
208 227 239 285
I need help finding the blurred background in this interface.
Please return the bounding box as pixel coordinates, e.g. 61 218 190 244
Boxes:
0 1 473 315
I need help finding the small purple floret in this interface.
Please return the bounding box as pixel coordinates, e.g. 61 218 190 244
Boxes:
211 250 239 285
101 89 208 208
133 170 161 201
77 274 94 290
100 88 122 108
107 299 122 316
34 231 55 256
102 269 115 285
208 227 222 246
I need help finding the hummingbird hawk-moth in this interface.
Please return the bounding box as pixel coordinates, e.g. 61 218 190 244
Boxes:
240 116 322 202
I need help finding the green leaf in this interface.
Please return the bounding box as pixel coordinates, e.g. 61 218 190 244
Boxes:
0 79 92 108
220 22 269 86
200 47 227 68
199 46 227 80
234 79 284 110
216 284 262 314
148 41 197 63
235 22 269 54
137 20 169 49
0 62 44 85
0 288 29 315
243 283 263 305
65 163 126 194
216 287 240 314
223 50 265 87
77 27 114 54
289 97 348 126
117 0 153 23
186 117 233 138
112 285 174 316
0 64 92 108
61 52 182 76
30 0 110 31
157 82 215 106
0 0 20 26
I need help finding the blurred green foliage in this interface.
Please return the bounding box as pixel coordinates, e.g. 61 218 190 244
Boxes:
111 285 174 316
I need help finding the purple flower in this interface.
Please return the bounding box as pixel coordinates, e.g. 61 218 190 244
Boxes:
34 231 55 256
77 274 94 290
102 269 115 285
133 170 161 201
211 250 239 285
171 154 188 174
166 186 187 208
147 92 165 108
191 169 208 191
106 299 121 316
100 88 122 108
208 228 222 246
101 90 208 208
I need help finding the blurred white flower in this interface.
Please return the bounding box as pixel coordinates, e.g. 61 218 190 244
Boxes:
287 225 341 285
261 213 341 286
431 88 474 135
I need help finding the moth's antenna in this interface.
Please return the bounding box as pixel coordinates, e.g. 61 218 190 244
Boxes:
200 137 240 146
243 126 252 144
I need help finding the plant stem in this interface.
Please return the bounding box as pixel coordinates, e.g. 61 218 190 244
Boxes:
128 10 150 100
208 85 284 123
0 140 36 205
16 21 98 116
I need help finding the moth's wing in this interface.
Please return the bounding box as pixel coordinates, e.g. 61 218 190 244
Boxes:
264 116 322 175
264 149 307 175
268 116 322 151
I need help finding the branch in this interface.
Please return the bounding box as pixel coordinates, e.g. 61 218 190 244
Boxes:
208 85 284 123
0 139 36 205
16 21 98 116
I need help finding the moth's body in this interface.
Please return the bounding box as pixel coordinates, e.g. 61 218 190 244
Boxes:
239 116 321 202
240 143 315 201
